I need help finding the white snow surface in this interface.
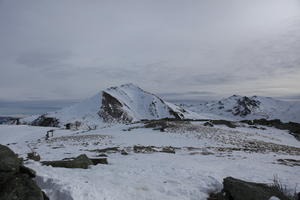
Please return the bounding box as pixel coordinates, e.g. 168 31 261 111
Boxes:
0 122 299 200
180 95 300 123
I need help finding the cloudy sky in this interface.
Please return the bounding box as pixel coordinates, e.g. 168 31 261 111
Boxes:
1 0 300 104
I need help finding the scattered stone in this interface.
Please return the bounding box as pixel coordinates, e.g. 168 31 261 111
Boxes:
133 145 158 153
0 144 48 200
160 146 176 154
89 147 120 153
211 120 237 128
241 119 300 141
203 122 214 127
90 158 108 165
277 159 300 167
27 152 41 161
121 150 129 155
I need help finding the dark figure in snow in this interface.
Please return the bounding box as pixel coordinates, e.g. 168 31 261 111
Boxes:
47 129 54 137
45 129 54 140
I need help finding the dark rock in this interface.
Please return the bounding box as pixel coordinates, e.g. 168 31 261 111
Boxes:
203 122 214 127
211 120 237 128
31 114 59 127
0 145 48 200
133 145 158 153
90 147 120 153
90 158 108 165
213 177 291 200
19 166 36 178
0 145 21 172
0 117 20 125
42 154 93 169
241 119 300 141
97 153 108 157
232 96 260 117
0 174 45 200
160 146 176 154
27 152 41 161
99 91 133 123
121 150 129 155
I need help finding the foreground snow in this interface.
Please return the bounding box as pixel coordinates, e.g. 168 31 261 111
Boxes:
0 124 299 200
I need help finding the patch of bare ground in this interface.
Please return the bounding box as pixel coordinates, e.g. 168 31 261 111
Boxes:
124 120 300 156
46 134 112 143
276 159 300 167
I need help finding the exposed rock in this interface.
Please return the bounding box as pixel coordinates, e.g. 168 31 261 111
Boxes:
211 120 237 128
99 91 133 123
277 158 300 167
0 144 21 173
232 96 260 117
0 117 20 125
241 119 300 141
120 150 129 155
27 152 41 161
31 114 59 127
0 144 48 200
161 146 176 154
203 121 214 127
42 154 94 169
90 158 108 165
212 177 291 200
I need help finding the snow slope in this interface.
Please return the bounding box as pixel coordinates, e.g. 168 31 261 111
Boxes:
22 84 201 128
0 122 299 200
180 95 300 123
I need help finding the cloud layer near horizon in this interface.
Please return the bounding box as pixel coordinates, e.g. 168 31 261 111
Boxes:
0 0 300 101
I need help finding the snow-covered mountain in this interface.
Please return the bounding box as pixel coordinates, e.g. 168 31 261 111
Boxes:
180 95 300 123
22 84 200 128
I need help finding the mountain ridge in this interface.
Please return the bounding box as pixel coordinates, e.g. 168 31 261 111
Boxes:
179 94 300 123
22 83 201 128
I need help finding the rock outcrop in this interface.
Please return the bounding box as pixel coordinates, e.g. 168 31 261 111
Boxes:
0 145 48 200
41 154 107 169
211 177 291 200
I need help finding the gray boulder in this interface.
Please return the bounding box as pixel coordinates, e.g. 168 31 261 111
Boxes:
0 144 48 200
215 177 291 200
42 154 94 169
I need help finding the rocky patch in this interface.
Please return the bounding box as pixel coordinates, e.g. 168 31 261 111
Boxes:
210 177 292 200
41 154 107 168
0 144 48 200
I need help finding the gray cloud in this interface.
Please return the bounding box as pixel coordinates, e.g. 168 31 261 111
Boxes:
16 50 72 69
0 0 300 102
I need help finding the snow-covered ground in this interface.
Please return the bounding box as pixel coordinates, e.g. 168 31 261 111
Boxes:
0 123 299 200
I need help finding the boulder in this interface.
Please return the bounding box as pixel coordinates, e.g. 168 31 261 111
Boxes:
0 144 48 200
214 177 291 200
0 144 22 172
42 154 94 169
27 152 41 161
90 158 108 165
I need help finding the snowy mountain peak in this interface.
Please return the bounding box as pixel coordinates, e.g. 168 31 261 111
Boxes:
181 94 300 123
23 84 201 128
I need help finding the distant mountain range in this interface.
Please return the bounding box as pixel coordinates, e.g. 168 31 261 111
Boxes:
179 95 300 123
17 84 300 128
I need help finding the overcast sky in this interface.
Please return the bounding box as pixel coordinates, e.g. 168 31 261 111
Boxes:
1 0 300 102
